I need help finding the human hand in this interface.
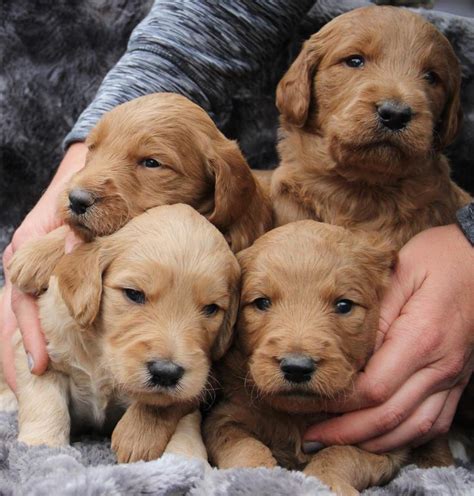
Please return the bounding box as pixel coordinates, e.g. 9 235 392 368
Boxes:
1 143 88 389
304 224 474 453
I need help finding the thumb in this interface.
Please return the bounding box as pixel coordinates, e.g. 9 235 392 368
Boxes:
376 255 423 350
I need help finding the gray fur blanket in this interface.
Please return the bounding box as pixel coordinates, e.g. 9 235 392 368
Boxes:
1 0 473 494
0 411 473 495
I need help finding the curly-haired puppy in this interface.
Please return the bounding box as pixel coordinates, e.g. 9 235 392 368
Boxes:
9 93 271 295
10 204 240 463
204 221 452 495
272 6 470 249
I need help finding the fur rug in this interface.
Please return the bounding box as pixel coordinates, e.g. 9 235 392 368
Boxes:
0 411 472 495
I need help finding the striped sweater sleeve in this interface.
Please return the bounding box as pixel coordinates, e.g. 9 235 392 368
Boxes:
64 0 315 147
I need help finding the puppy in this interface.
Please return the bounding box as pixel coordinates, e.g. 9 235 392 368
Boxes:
272 6 471 249
204 221 452 495
10 92 271 295
9 204 240 463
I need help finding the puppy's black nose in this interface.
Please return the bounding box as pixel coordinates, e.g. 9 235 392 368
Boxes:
147 360 184 388
68 188 94 215
377 100 412 131
280 355 315 384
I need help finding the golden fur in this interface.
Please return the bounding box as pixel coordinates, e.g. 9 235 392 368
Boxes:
10 204 240 463
272 6 470 249
204 221 452 495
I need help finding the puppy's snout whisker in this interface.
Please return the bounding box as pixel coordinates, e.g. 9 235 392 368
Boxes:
279 354 316 384
146 359 184 388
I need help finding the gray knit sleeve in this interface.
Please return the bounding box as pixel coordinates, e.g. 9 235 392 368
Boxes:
456 202 474 246
64 0 315 147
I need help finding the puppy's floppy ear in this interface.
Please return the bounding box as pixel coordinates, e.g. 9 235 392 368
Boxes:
436 72 463 150
53 241 110 328
207 142 256 234
276 36 323 127
355 233 397 293
211 263 241 361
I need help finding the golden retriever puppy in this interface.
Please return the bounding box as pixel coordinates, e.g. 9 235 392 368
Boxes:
204 221 452 495
272 6 471 249
9 204 240 463
9 92 271 295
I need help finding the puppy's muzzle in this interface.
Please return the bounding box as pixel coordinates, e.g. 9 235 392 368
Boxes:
147 359 184 388
280 355 316 384
68 188 95 215
377 100 412 131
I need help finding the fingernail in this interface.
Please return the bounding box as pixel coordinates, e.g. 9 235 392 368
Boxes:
26 352 34 372
302 441 325 454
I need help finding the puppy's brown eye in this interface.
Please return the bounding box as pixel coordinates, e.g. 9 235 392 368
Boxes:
124 288 146 304
335 299 354 314
203 304 219 316
253 297 271 311
140 158 161 168
345 55 365 68
424 71 439 86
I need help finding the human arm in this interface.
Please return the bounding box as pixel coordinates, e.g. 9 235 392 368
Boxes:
64 0 315 147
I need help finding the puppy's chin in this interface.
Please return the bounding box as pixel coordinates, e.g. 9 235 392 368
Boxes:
120 383 200 408
127 389 198 408
64 217 95 242
249 359 355 414
117 364 211 408
325 117 434 181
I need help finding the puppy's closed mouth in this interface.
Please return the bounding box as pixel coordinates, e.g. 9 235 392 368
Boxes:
277 389 318 398
66 216 94 238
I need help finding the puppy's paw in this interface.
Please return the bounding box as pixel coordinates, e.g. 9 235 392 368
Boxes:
111 407 170 463
9 230 66 293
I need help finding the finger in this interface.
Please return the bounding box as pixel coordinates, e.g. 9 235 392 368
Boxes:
1 281 18 390
10 287 48 375
412 379 468 448
358 389 449 453
303 367 445 448
64 229 83 254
